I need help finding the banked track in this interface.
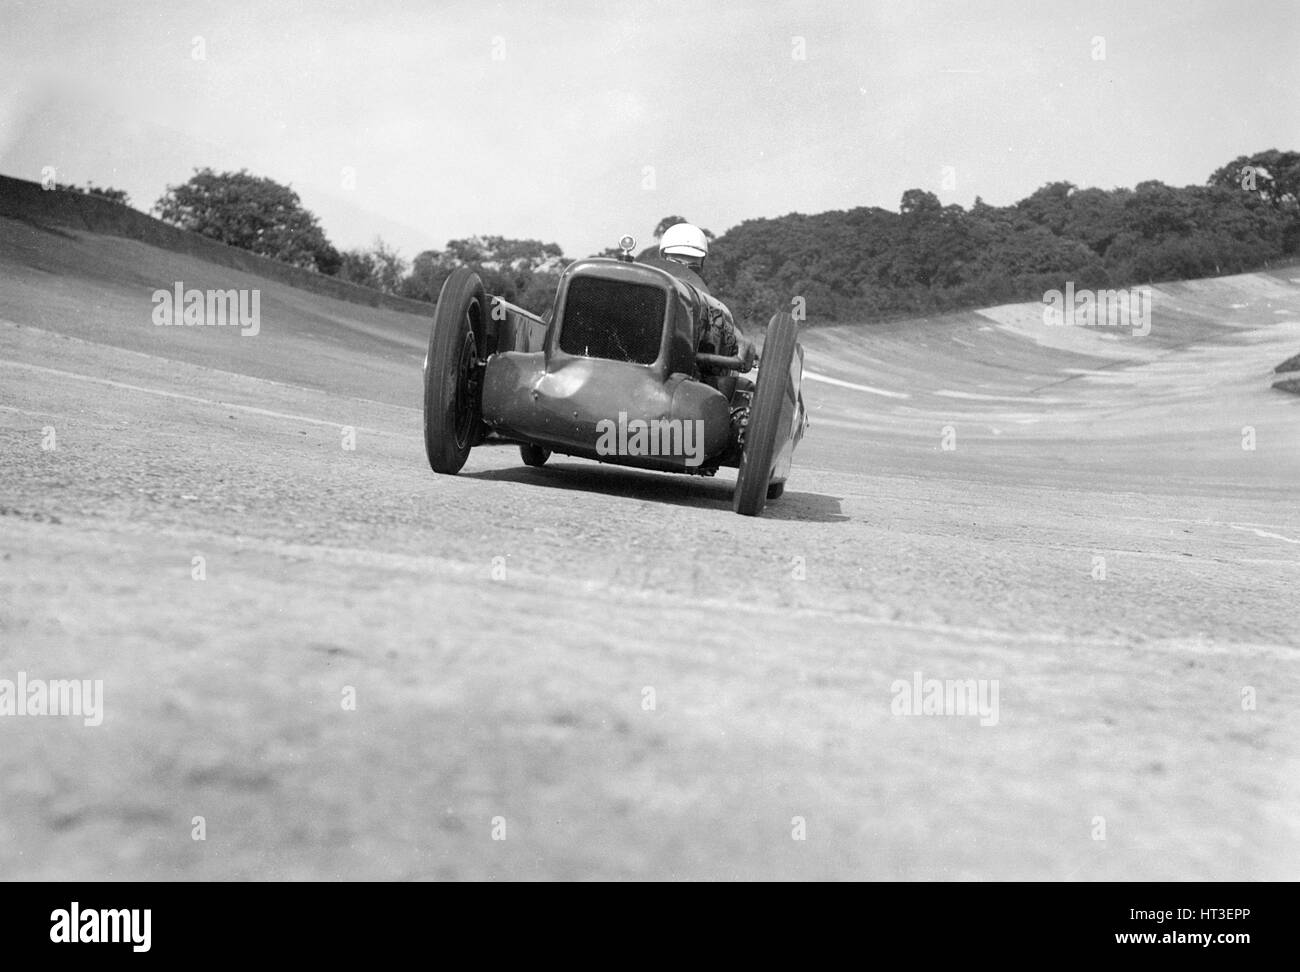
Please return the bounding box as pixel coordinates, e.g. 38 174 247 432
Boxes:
1 215 1297 880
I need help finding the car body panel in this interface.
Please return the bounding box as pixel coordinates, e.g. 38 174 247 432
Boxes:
482 352 731 470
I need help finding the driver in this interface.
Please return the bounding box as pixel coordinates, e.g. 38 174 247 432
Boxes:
654 223 756 372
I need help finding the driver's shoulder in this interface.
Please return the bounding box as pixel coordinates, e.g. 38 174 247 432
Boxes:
642 255 710 292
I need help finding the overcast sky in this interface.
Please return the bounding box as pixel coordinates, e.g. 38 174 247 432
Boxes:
2 0 1297 260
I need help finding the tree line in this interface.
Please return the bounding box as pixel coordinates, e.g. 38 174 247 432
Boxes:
135 150 1300 324
708 150 1299 324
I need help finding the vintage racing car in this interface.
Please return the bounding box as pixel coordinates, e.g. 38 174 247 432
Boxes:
421 235 808 516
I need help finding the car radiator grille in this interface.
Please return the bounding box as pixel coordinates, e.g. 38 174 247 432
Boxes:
558 276 665 364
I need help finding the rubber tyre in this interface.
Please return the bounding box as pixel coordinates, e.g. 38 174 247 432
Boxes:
734 312 798 516
423 268 487 474
520 444 551 467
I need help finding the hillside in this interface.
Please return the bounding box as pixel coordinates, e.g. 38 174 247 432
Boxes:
0 174 431 317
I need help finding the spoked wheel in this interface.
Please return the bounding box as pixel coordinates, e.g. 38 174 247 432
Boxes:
520 444 551 467
734 311 798 516
424 268 488 474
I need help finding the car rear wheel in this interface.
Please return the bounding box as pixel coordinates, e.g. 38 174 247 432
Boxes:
734 311 798 516
520 444 551 467
424 268 487 474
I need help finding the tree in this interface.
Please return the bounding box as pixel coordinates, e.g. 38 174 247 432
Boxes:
314 243 343 277
898 189 942 217
1014 181 1076 235
56 182 131 206
153 168 337 272
335 238 408 294
1208 150 1300 210
337 249 379 289
87 184 130 205
369 238 407 294
401 249 458 302
1208 150 1300 254
398 236 566 314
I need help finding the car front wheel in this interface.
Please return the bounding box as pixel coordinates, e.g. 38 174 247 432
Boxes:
423 268 488 474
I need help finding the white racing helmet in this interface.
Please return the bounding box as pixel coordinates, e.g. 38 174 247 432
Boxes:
659 222 709 265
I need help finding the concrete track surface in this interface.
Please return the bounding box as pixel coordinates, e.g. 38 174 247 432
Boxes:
1 216 1297 880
